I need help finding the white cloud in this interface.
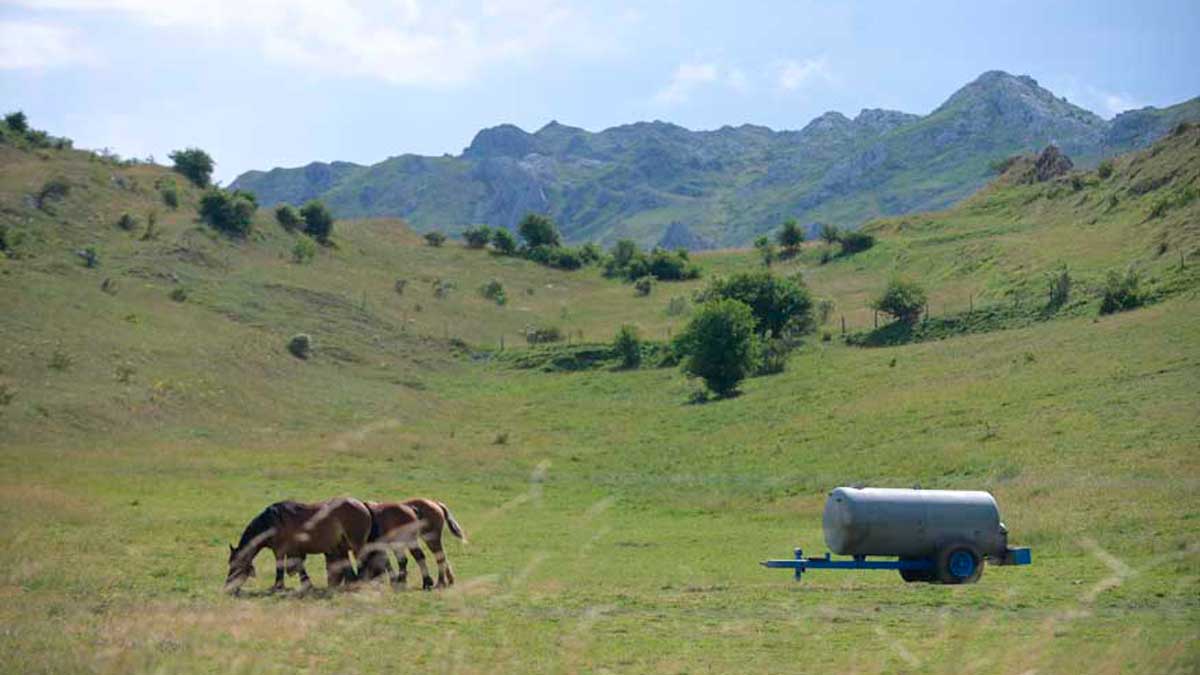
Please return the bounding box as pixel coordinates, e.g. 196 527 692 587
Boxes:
5 0 625 86
653 62 755 105
0 20 92 69
775 56 830 91
1101 92 1146 116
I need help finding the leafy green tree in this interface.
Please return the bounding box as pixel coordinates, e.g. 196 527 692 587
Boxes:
611 239 638 268
491 228 517 254
839 231 875 255
35 176 71 210
698 271 814 338
517 213 561 249
292 235 317 264
613 324 642 369
275 204 302 231
675 299 760 398
169 148 215 187
299 200 334 242
4 111 29 134
1099 269 1142 315
462 225 493 249
818 223 841 245
199 189 256 237
754 236 777 267
424 231 447 247
873 278 927 324
777 218 804 253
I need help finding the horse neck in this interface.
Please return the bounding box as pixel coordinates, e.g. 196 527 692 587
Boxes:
237 510 277 557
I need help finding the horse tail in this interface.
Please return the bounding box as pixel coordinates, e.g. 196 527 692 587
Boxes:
437 501 467 543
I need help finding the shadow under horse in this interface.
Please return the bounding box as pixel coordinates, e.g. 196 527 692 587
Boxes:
225 497 372 594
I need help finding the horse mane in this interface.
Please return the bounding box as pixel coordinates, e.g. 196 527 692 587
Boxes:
236 501 289 550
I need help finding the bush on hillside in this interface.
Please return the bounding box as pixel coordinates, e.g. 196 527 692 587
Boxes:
199 189 257 237
288 333 312 359
1046 265 1071 310
1099 269 1142 315
756 337 790 376
299 200 334 242
674 298 760 398
634 276 654 296
818 223 840 245
525 325 563 345
527 244 584 270
613 324 642 369
169 147 214 187
4 111 28 134
480 278 507 305
160 185 179 209
1097 159 1114 180
463 225 493 249
424 231 447 247
292 234 317 264
579 242 603 265
839 231 875 255
517 213 561 249
754 236 777 266
275 204 302 231
777 218 804 254
116 213 138 231
873 278 927 324
36 176 71 210
491 228 517 254
698 270 814 338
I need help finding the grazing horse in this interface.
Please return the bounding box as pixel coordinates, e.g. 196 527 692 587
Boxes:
361 498 466 589
224 498 372 594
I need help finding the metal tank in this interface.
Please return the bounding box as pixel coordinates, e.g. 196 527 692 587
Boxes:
822 487 1009 559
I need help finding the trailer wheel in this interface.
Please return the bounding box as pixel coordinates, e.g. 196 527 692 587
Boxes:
935 545 983 584
898 558 933 582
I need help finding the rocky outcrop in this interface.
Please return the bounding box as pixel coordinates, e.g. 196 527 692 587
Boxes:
1033 145 1073 182
656 222 715 251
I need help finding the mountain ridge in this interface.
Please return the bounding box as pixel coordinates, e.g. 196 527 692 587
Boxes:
231 71 1200 246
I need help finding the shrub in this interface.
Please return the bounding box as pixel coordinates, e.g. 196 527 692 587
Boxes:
161 185 179 209
1099 269 1142 315
141 212 159 241
36 176 71 210
169 147 214 187
698 271 814 338
754 236 777 266
527 245 583 270
199 189 256 237
646 247 701 281
463 225 493 249
292 234 317 264
756 338 790 376
299 200 334 242
873 278 927 324
517 213 561 248
48 348 73 372
116 213 138 231
610 239 638 270
777 218 804 253
666 295 690 317
78 246 99 268
480 278 507 305
275 204 302 231
1097 159 1114 179
613 324 642 369
424 231 447 247
675 298 760 398
817 298 835 325
839 231 875 255
634 276 654 296
818 223 841 245
1046 265 1071 309
4 111 29 134
579 242 603 265
288 333 312 359
394 279 408 295
169 287 189 302
491 228 517 254
432 278 455 298
525 325 563 344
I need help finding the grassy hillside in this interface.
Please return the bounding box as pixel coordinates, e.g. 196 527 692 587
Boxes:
1 127 1198 672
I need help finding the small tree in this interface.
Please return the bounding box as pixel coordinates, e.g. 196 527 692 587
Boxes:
1047 265 1071 309
161 185 179 209
4 111 29 134
491 228 517 254
480 278 507 305
1099 269 1142 315
613 324 642 369
299 200 334 242
292 235 317 264
873 278 927 324
634 276 654 296
275 204 302 231
36 176 71 210
675 299 760 398
754 236 777 267
839 231 875 255
424 231 447 247
517 213 561 249
818 223 841 246
610 239 638 269
169 148 214 187
1097 159 1114 180
777 218 804 254
698 271 814 338
463 225 493 249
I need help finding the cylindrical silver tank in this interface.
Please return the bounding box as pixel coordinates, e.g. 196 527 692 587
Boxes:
823 487 1008 558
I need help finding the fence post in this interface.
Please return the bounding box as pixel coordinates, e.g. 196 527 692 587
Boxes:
969 294 974 313
874 311 878 329
841 315 846 335
500 335 505 352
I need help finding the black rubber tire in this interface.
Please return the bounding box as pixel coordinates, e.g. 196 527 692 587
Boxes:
898 558 934 582
935 544 984 584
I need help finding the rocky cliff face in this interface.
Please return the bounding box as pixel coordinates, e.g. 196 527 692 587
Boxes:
231 72 1200 247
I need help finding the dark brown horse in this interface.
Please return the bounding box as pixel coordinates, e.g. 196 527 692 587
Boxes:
224 498 372 594
361 498 466 589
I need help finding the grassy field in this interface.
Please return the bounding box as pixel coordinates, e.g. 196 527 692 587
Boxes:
0 130 1197 672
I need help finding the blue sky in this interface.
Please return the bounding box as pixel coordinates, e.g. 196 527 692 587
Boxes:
2 0 1198 183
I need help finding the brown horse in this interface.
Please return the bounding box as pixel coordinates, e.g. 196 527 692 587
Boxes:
224 497 372 594
361 498 466 589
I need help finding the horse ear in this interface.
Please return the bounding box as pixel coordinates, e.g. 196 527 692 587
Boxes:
229 544 236 553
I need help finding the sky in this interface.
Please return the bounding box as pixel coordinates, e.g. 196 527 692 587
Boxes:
2 0 1198 183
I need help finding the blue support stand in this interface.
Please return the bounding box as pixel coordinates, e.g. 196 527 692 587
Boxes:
761 548 935 581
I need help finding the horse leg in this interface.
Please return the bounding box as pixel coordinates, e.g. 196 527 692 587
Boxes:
408 544 434 590
295 556 312 590
424 533 451 588
272 550 287 591
390 541 407 589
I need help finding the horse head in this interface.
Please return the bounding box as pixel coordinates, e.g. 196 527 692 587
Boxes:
224 543 256 594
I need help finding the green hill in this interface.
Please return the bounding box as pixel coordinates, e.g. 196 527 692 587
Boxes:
231 71 1200 248
1 119 1198 673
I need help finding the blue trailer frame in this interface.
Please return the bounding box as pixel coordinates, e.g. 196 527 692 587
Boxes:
761 547 1031 582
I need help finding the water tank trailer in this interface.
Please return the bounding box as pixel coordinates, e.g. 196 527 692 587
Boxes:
761 487 1032 584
